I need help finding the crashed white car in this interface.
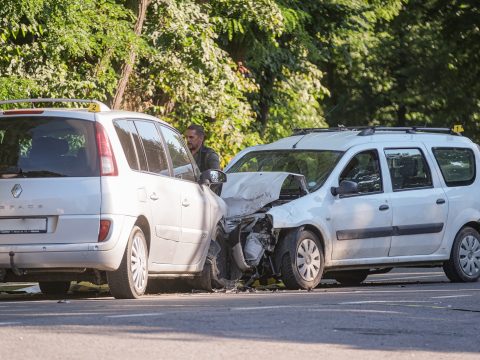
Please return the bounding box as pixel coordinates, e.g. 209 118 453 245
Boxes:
218 127 480 289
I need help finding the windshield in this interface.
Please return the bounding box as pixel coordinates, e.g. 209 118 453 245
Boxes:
228 150 343 191
0 116 99 178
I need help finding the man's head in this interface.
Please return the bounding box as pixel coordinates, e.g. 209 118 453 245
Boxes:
185 124 205 154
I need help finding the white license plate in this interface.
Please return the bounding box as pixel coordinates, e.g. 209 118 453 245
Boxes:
0 218 47 234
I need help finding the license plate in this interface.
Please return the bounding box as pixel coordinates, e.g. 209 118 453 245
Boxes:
0 218 47 234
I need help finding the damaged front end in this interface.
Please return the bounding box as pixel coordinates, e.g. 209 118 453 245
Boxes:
221 172 308 287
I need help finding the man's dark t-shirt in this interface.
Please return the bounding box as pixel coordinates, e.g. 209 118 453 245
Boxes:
193 145 220 172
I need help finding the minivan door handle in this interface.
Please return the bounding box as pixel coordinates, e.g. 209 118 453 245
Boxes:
436 198 446 204
379 204 389 211
150 193 159 201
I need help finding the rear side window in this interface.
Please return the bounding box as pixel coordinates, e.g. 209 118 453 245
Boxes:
384 148 432 190
432 147 475 186
114 120 140 170
134 121 169 175
0 116 98 178
160 125 196 182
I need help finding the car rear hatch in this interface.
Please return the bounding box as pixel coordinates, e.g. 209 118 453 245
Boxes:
0 113 101 245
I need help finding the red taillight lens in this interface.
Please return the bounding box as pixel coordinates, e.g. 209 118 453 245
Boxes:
95 122 118 176
98 219 111 242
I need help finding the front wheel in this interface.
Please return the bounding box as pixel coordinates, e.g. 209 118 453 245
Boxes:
188 226 229 292
107 226 149 299
443 226 480 282
280 229 324 290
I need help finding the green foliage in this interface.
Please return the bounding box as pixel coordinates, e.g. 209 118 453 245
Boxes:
0 0 135 101
1 0 479 165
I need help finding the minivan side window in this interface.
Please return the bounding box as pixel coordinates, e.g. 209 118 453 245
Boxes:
432 147 475 186
384 148 432 190
339 150 382 194
113 120 140 170
134 121 169 175
160 125 196 182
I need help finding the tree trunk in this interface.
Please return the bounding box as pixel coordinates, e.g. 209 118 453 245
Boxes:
111 0 150 110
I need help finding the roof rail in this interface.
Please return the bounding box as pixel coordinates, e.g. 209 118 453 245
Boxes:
292 126 371 135
357 126 461 136
0 98 110 112
292 126 462 136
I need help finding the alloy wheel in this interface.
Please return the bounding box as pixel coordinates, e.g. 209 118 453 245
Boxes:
131 234 148 292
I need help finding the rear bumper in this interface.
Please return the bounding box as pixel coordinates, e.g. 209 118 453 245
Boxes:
0 215 136 271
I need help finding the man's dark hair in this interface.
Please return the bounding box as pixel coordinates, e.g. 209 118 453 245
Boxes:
187 124 205 137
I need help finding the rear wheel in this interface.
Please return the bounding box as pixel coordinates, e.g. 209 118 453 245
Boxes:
281 229 324 290
107 226 148 299
332 270 369 286
39 281 71 296
443 226 480 282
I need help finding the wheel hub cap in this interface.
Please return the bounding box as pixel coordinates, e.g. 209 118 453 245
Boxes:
459 235 480 276
296 238 321 282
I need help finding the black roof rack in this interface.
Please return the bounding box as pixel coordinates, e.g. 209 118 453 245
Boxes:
292 126 371 135
356 126 461 136
292 126 462 137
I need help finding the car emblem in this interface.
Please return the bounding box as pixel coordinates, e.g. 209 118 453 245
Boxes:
11 184 23 198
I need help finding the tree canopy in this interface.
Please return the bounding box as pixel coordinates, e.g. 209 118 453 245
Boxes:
1 0 479 165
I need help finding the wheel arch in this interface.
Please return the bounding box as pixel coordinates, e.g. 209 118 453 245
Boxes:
302 224 326 259
134 215 151 253
447 221 480 258
463 221 480 235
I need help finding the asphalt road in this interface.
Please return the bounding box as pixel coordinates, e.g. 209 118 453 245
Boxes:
1 268 479 360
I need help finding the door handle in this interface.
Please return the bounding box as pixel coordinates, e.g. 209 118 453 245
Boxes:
182 199 190 207
436 198 446 204
379 204 389 211
150 193 159 201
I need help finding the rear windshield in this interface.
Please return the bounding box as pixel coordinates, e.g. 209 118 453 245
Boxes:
0 116 99 178
228 150 343 191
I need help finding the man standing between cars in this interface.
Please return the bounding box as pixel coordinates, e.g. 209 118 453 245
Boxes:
185 124 220 172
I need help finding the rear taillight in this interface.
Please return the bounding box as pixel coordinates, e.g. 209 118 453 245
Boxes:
95 122 118 176
98 219 111 242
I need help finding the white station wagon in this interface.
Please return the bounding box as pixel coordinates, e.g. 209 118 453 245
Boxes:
220 126 480 289
0 98 227 298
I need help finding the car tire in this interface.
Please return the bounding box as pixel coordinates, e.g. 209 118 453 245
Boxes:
280 229 324 290
39 281 71 296
332 270 369 286
188 226 229 292
107 226 148 299
443 226 480 283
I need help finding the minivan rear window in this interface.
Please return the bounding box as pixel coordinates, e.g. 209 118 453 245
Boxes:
0 116 99 178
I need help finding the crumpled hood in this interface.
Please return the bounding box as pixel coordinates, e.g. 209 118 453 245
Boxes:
221 172 308 217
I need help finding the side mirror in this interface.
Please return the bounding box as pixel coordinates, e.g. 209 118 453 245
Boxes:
331 180 358 196
199 169 227 186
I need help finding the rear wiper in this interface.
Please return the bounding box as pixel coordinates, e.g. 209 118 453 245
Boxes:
0 167 25 178
22 170 65 177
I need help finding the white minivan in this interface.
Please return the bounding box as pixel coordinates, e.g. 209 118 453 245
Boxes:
220 126 480 289
0 98 227 298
